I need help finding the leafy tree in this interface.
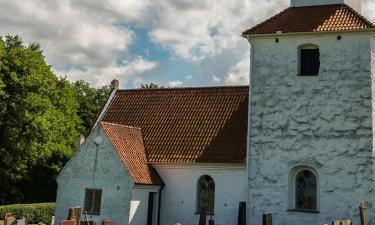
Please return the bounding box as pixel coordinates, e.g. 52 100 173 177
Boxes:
71 80 111 133
0 36 82 204
140 82 164 89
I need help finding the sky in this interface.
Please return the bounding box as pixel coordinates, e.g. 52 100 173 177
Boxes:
0 0 374 88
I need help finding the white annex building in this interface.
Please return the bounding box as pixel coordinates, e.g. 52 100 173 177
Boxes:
55 0 375 225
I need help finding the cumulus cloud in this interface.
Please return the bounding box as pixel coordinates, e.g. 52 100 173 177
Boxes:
149 0 288 60
168 80 183 87
225 51 250 85
0 0 151 86
212 75 221 83
64 56 158 87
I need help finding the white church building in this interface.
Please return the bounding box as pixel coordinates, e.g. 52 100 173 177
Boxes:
55 0 375 225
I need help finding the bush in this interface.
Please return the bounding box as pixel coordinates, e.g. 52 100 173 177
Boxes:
0 203 55 224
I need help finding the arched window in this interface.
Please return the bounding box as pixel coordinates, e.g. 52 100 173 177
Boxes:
288 166 319 212
197 175 215 214
295 170 317 210
298 44 320 76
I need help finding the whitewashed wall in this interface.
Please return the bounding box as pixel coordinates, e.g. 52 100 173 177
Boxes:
154 164 246 225
129 186 160 225
247 32 375 225
55 126 133 225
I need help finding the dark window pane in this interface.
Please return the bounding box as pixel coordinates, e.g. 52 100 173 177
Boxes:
197 175 215 214
300 49 320 76
84 189 102 215
295 170 317 210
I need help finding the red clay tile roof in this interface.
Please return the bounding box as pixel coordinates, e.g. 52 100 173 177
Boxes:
100 122 163 185
242 4 375 36
101 86 249 164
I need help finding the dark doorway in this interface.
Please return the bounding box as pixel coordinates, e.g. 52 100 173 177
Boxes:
147 192 155 225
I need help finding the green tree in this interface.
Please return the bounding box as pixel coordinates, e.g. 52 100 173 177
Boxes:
140 82 164 89
71 80 111 133
0 36 82 204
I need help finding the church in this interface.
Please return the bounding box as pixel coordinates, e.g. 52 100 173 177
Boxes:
55 0 375 225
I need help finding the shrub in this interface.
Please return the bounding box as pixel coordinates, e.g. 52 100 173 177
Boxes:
0 203 55 224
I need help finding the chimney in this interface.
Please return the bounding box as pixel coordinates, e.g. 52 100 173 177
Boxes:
111 79 119 90
291 0 361 13
75 134 85 151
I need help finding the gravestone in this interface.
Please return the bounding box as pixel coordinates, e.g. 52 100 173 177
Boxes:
68 207 81 225
102 220 113 225
61 220 75 225
4 214 12 220
5 217 16 225
51 216 55 225
238 202 246 225
262 213 272 225
0 220 4 225
16 218 25 225
332 220 352 225
359 202 368 225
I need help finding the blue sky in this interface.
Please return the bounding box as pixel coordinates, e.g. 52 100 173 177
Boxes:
0 0 374 88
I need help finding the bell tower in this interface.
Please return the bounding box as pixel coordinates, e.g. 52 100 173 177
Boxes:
291 0 361 12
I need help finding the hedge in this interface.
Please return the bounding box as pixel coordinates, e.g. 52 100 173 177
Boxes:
0 203 55 224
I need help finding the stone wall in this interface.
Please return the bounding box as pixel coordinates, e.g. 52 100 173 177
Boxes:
247 32 375 225
55 126 133 225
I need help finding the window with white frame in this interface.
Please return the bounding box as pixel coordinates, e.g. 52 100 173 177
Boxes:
288 166 319 212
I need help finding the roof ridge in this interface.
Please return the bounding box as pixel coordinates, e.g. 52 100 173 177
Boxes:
100 121 142 130
116 85 249 92
242 4 375 36
242 7 291 36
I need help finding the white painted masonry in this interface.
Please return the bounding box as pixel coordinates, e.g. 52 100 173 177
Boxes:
291 0 361 12
247 31 375 225
129 186 160 225
56 125 133 225
154 164 246 225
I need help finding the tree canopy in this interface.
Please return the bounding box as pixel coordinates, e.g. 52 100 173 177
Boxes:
0 36 110 204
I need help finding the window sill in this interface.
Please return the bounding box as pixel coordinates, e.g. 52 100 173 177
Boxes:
287 209 319 214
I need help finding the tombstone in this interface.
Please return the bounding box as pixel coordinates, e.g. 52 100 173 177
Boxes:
238 202 246 225
0 220 4 225
198 207 206 225
359 202 368 225
102 220 113 225
332 220 352 225
262 213 272 225
50 216 55 225
79 221 95 225
68 207 81 225
61 220 75 225
16 218 26 225
5 217 16 225
4 214 12 220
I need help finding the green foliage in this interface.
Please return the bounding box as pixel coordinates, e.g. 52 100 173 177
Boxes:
140 82 164 89
0 35 82 204
0 203 55 224
71 80 111 133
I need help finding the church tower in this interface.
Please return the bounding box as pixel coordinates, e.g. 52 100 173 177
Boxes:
243 0 375 225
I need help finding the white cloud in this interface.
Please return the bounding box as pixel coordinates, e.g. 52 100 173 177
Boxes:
212 75 221 83
149 0 288 60
225 51 250 85
64 57 158 87
168 80 183 87
0 0 151 86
